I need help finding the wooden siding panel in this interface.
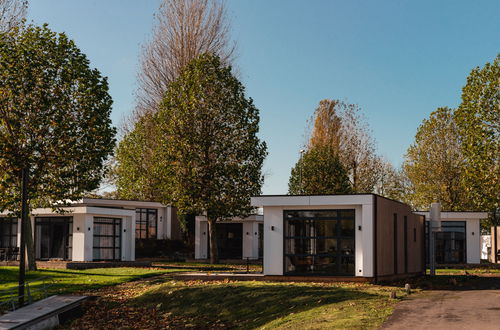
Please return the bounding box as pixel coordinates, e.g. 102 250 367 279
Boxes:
376 196 424 276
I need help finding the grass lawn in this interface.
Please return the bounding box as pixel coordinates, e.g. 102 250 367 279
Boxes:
72 278 407 329
428 268 500 275
0 266 191 309
439 268 500 274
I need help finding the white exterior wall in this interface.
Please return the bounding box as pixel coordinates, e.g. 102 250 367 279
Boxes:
195 216 209 259
466 219 481 264
72 214 87 261
242 221 261 259
251 195 374 277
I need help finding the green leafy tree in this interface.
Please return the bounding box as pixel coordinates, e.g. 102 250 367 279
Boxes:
403 107 470 211
0 24 116 269
113 117 163 201
288 146 352 195
154 54 266 263
455 55 499 219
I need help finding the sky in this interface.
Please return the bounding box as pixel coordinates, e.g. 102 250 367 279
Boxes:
27 0 500 195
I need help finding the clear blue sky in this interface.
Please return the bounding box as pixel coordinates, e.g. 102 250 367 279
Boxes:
27 0 500 194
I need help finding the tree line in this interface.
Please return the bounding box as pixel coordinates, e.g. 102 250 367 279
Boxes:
0 0 498 272
289 56 499 227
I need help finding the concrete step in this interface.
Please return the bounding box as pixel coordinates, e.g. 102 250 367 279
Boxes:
0 295 87 329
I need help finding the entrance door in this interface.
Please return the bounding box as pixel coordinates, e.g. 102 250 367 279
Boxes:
93 217 122 261
35 217 73 260
207 223 243 259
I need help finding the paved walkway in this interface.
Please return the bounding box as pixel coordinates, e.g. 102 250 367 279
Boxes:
383 289 500 330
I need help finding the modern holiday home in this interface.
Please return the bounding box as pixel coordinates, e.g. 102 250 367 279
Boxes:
251 194 426 280
195 214 263 260
415 211 488 265
0 198 181 262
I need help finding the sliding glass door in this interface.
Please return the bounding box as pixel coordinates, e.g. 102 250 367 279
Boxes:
284 209 355 276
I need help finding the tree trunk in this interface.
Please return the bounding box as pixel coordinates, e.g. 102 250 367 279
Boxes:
208 218 218 264
352 161 358 192
20 167 36 271
25 217 36 271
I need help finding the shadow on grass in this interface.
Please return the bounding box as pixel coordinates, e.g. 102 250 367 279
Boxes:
134 282 384 329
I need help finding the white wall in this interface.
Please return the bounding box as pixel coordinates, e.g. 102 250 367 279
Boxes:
195 216 208 259
72 214 86 261
466 219 480 264
242 221 261 259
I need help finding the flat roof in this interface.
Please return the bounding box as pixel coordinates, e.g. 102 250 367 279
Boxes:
251 194 375 207
79 198 169 208
251 193 413 207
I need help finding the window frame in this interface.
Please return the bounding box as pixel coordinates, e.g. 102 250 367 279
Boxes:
283 209 356 276
93 217 122 261
0 217 18 249
135 208 158 239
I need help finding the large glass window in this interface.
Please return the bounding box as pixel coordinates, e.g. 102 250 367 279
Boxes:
436 221 466 264
0 218 17 248
426 221 466 264
35 217 73 260
0 218 18 261
135 208 157 239
93 217 121 261
284 209 355 276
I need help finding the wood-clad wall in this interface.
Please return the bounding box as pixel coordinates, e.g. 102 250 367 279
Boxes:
376 196 425 276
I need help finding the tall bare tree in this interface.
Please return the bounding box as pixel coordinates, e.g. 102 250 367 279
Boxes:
307 99 382 193
0 0 27 33
134 0 235 120
115 0 236 202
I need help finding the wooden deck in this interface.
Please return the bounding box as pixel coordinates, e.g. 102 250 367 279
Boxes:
0 295 87 329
